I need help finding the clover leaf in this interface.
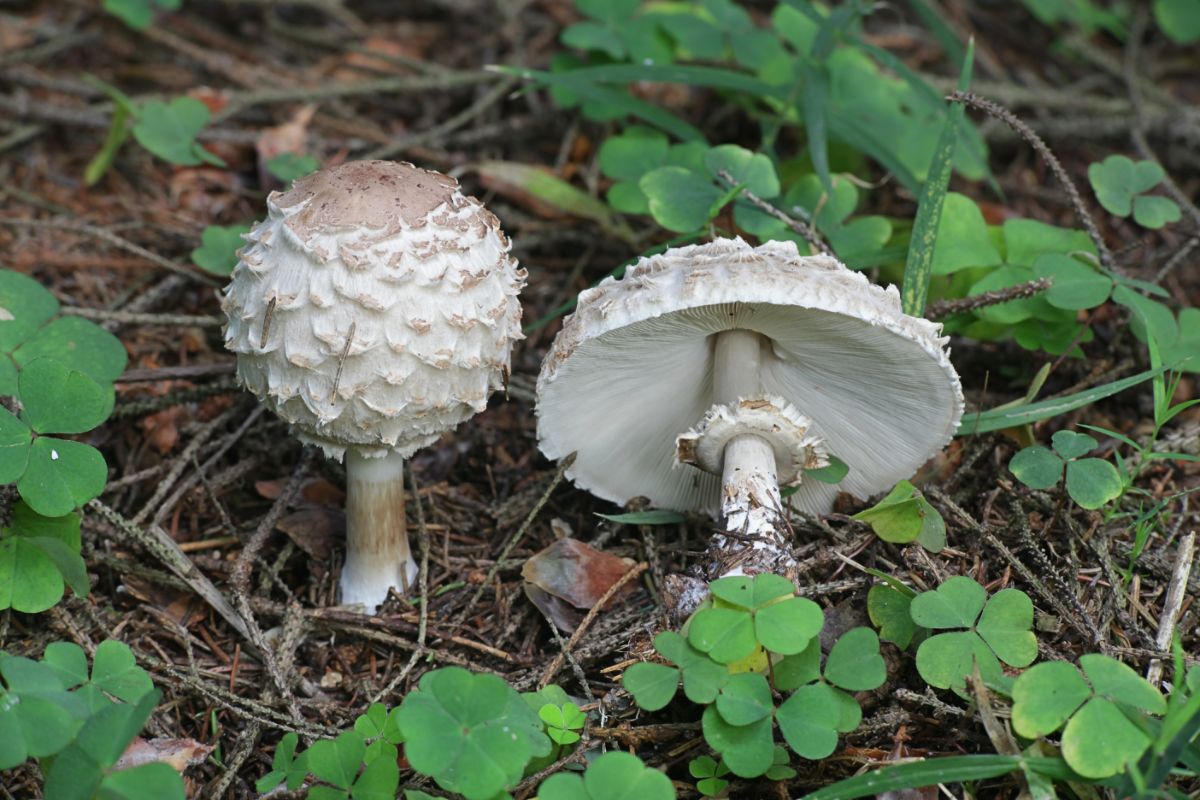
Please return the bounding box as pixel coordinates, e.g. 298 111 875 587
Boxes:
1009 431 1123 510
782 174 894 262
688 575 823 662
255 732 309 794
648 630 730 704
867 581 921 649
773 628 885 760
852 480 945 552
539 701 586 745
537 750 675 800
701 704 774 778
0 502 86 613
1033 254 1113 311
192 225 250 277
1013 654 1166 779
639 167 723 232
1089 155 1181 229
396 667 550 800
911 577 1036 692
132 97 225 167
102 0 180 30
689 755 730 797
265 153 319 183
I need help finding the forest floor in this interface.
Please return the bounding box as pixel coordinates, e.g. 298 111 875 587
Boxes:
0 1 1198 798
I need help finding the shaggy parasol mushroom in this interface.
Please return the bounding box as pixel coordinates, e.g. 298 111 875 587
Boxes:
222 160 525 611
536 237 962 583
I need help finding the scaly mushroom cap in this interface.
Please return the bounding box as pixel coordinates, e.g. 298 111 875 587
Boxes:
536 237 963 516
222 160 525 459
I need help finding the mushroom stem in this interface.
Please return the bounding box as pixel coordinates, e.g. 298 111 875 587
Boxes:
341 449 418 612
709 329 797 578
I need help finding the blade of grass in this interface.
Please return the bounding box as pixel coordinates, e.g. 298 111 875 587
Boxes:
900 38 974 316
802 755 1043 800
957 366 1169 435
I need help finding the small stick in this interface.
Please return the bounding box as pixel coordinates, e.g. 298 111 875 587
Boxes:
716 169 832 256
60 307 224 327
1146 531 1195 686
331 322 355 403
261 297 277 348
925 277 1052 319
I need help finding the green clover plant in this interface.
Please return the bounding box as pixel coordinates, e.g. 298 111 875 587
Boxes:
0 501 87 613
0 641 180 800
1013 654 1167 779
1088 155 1181 230
266 153 320 183
192 224 250 277
624 575 884 777
102 0 181 30
852 480 946 552
689 755 731 796
910 576 1037 693
1008 430 1123 510
536 751 675 800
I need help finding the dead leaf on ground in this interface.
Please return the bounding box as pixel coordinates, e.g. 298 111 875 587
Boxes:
522 538 637 632
114 737 213 774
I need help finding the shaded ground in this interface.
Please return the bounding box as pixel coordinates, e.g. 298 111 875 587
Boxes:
0 1 1197 797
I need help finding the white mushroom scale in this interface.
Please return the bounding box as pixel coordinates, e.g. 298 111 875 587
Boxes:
222 160 525 611
536 237 963 581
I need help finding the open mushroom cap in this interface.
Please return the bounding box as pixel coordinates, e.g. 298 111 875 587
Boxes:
222 160 526 459
536 237 963 516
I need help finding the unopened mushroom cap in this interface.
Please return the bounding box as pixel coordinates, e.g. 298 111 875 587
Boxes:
536 237 963 516
222 160 526 459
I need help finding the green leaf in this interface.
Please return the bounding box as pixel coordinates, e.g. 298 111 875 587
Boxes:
754 596 824 655
595 510 684 525
623 663 679 712
851 481 923 543
930 193 1003 275
914 630 994 692
654 631 729 703
1064 458 1123 510
715 673 773 726
701 705 774 778
0 536 67 612
1087 155 1164 218
900 40 972 314
191 225 249 277
265 153 319 183
688 607 757 664
913 496 946 553
540 751 675 800
975 589 1037 667
774 638 822 692
910 577 986 629
806 454 849 484
1008 446 1063 490
577 0 640 26
474 162 634 244
1002 219 1096 267
704 145 779 198
717 573 795 610
597 127 669 182
959 366 1168 434
1012 661 1091 738
91 640 154 702
1050 430 1097 460
14 316 128 386
43 642 89 688
18 359 114 434
353 703 391 740
1034 254 1112 310
0 408 32 482
800 60 832 193
26 536 89 600
1079 654 1166 714
562 21 627 58
803 755 1035 800
396 667 548 800
0 270 60 353
132 97 222 167
824 628 886 691
99 762 185 800
1061 696 1152 778
776 683 842 760
1132 194 1181 229
307 731 366 790
867 584 916 649
1155 0 1200 42
18 438 108 517
639 166 723 232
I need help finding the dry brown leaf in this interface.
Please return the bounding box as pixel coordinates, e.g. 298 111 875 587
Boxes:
522 538 637 631
114 737 213 773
